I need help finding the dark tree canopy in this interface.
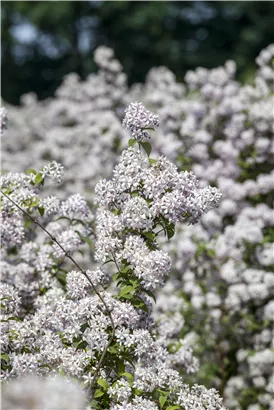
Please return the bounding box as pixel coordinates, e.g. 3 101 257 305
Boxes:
2 1 274 105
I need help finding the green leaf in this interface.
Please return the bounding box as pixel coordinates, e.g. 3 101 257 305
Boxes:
119 285 135 297
149 158 157 165
81 236 93 248
34 173 44 185
159 395 167 408
128 138 137 147
25 169 37 175
112 272 120 281
206 248 216 258
94 389 105 398
129 278 139 288
142 231 155 241
166 223 175 239
119 293 133 300
7 316 22 322
116 358 125 374
109 345 118 354
131 298 149 312
90 400 100 409
97 379 109 390
74 339 87 350
141 141 152 157
143 289 156 303
121 372 134 381
38 206 45 217
1 353 10 363
120 266 132 274
166 406 180 410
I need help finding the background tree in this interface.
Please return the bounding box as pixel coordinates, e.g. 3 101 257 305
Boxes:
2 0 274 105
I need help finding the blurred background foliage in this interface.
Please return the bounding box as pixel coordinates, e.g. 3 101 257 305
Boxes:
2 0 274 105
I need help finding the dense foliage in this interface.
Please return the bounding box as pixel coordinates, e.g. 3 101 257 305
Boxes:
1 44 274 410
2 1 274 104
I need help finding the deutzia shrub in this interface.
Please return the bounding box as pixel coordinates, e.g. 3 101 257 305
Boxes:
2 44 273 409
1 103 224 409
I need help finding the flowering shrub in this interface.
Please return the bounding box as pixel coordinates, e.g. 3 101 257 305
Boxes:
1 102 224 409
1 44 273 410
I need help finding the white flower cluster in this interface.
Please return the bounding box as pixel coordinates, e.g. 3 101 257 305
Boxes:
122 101 160 140
94 108 221 290
1 167 95 313
41 161 64 184
122 235 171 290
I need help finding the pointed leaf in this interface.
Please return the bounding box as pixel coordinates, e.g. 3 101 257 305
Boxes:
166 223 175 239
143 289 156 303
128 138 137 147
142 231 155 241
116 358 125 374
119 285 135 297
159 395 167 408
121 372 134 381
34 173 44 185
1 353 10 363
25 169 37 175
141 141 152 157
97 379 109 390
94 389 105 398
38 207 45 217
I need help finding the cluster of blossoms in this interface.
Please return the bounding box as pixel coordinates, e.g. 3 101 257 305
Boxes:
0 173 93 314
122 101 160 140
94 111 221 293
1 43 273 409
